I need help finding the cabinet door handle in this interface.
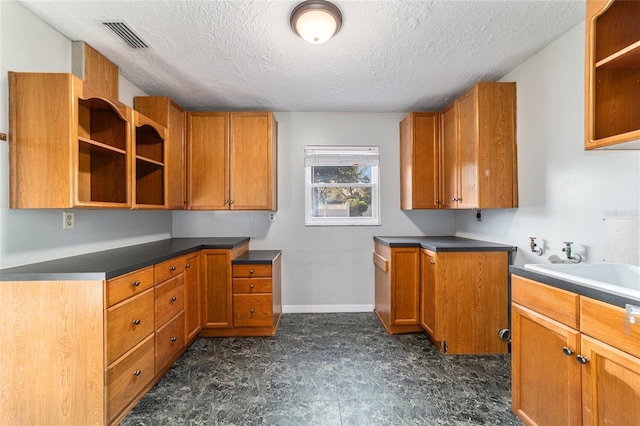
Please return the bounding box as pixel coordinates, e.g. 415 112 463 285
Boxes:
452 198 459 202
576 355 589 365
132 319 141 325
132 280 141 287
171 296 177 302
171 337 177 342
250 309 255 314
430 260 435 265
133 369 142 376
224 199 229 204
229 200 234 205
562 346 574 356
186 263 191 269
170 266 176 271
249 269 254 274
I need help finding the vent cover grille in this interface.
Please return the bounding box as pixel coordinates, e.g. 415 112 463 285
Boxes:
102 21 150 49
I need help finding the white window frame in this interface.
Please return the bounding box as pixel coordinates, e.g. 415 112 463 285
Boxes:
304 145 380 226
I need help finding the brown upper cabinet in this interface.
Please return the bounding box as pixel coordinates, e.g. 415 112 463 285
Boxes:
72 41 119 100
400 112 439 209
134 96 187 209
133 111 167 209
585 0 640 149
9 72 132 208
187 111 277 211
401 82 518 210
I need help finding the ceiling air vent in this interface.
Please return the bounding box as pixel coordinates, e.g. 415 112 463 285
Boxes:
102 21 150 49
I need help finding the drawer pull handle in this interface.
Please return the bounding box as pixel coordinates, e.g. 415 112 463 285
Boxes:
133 319 141 325
249 269 254 274
133 280 141 287
577 355 589 365
171 337 177 342
250 284 254 289
133 369 142 376
171 296 177 302
170 266 176 271
250 309 255 314
562 347 574 356
186 263 191 269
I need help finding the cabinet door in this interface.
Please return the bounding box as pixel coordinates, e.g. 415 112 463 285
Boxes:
456 89 478 209
188 112 229 210
391 247 420 326
229 112 276 210
201 249 233 328
166 101 186 209
420 250 437 338
400 112 439 210
440 102 458 209
184 252 202 342
580 335 640 426
511 303 582 426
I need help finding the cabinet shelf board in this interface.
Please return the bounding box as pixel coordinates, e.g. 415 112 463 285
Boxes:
136 155 164 167
596 40 640 69
79 136 127 155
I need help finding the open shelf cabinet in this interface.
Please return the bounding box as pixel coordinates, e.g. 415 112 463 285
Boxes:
133 112 167 208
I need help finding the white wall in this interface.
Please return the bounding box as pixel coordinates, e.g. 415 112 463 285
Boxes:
0 1 172 268
173 112 454 310
454 23 640 266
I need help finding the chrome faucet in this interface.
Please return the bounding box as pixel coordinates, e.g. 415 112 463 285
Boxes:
562 241 582 263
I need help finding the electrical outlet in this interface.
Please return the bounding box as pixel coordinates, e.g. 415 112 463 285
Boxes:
269 212 276 222
63 211 74 229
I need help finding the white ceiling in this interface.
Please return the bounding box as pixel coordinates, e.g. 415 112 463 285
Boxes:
18 0 585 112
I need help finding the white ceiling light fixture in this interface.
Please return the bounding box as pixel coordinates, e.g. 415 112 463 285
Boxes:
290 0 343 44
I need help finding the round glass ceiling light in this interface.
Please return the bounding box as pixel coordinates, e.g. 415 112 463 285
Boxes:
290 0 343 44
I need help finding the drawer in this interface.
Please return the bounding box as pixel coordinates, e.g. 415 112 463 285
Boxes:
581 297 640 359
106 266 154 308
232 264 271 278
155 256 186 284
107 289 155 365
155 312 185 374
233 278 272 294
155 275 184 329
233 294 273 327
107 334 155 423
512 275 580 329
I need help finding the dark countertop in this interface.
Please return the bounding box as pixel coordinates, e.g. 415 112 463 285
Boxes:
0 237 250 281
510 265 639 308
374 236 517 252
232 250 281 264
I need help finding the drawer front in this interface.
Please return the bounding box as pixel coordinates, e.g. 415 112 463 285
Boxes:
107 289 155 364
232 264 271 278
581 296 640 359
233 278 272 294
512 275 580 328
107 334 155 423
155 275 184 329
155 256 186 284
106 266 154 308
233 294 273 327
155 312 185 373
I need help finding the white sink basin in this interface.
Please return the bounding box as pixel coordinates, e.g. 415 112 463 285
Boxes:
523 263 640 301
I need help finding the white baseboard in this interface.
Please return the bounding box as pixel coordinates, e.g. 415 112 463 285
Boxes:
282 304 374 314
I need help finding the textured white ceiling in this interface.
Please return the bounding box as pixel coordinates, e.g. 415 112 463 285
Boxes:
18 0 584 112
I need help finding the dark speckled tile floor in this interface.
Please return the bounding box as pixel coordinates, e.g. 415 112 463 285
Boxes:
121 313 522 425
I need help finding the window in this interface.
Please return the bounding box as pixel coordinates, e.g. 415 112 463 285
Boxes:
305 145 380 226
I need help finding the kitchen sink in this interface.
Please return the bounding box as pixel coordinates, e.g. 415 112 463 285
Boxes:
523 263 640 301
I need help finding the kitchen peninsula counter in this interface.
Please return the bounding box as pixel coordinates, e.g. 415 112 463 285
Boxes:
0 237 250 281
374 235 517 253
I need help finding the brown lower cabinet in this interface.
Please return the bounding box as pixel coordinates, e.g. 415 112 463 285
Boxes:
511 275 640 426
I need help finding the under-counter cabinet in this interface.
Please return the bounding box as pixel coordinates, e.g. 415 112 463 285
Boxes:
8 72 132 208
585 0 640 149
134 96 187 209
184 252 202 343
511 275 640 426
399 112 440 209
187 111 277 210
441 82 518 209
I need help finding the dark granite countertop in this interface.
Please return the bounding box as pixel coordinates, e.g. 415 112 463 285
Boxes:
232 250 281 264
510 265 639 308
374 236 517 252
0 237 250 281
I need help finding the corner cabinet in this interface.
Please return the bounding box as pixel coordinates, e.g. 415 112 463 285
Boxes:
511 275 640 425
9 72 132 208
400 112 440 209
441 82 518 209
188 111 277 210
585 0 640 149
